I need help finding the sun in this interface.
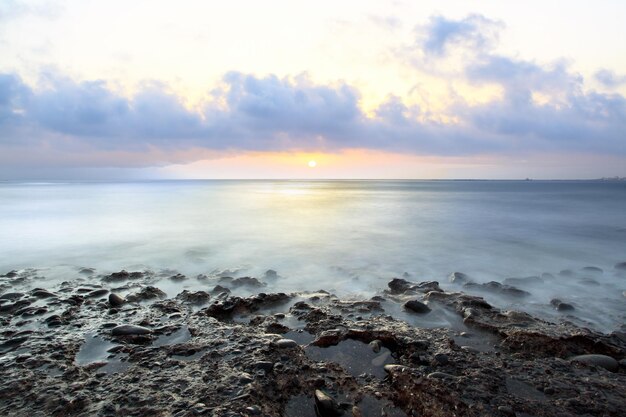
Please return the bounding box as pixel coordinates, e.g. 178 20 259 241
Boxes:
308 160 317 168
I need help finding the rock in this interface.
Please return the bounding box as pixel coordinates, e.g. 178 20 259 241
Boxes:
169 273 187 282
558 269 574 277
274 339 298 349
211 285 230 294
464 281 530 298
230 277 266 288
383 364 408 374
126 286 166 302
427 372 456 379
254 361 274 372
369 340 382 353
0 292 24 300
556 303 575 312
86 289 109 298
581 266 603 274
176 290 211 305
263 269 278 279
404 300 431 314
388 278 413 294
448 272 470 284
615 262 626 271
433 353 449 365
111 324 153 336
1 270 18 278
103 270 144 282
314 390 343 417
79 267 95 275
569 354 619 372
108 293 125 307
30 289 57 299
503 276 543 286
550 299 575 311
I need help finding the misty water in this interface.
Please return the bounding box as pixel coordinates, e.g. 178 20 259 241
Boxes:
1 180 625 332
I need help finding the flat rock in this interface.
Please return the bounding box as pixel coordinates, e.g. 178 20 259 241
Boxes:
569 354 619 372
111 324 153 336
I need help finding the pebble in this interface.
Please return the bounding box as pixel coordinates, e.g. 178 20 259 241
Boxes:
274 339 298 349
87 289 109 298
108 293 125 307
427 371 456 380
314 390 343 417
569 354 619 372
111 324 153 336
404 299 431 314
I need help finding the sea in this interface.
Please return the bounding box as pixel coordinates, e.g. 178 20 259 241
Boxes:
1 180 625 332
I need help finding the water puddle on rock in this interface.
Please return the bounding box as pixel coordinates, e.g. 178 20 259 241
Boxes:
305 339 395 378
284 394 406 417
154 325 192 347
284 395 316 417
75 333 130 374
284 329 315 345
452 330 499 353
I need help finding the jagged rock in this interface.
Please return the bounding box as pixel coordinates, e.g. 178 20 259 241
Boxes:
176 290 211 305
103 270 144 282
126 286 166 302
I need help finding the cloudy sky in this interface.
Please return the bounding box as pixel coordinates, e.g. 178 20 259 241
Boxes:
1 0 626 179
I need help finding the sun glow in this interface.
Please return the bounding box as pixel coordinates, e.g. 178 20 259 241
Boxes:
308 160 317 168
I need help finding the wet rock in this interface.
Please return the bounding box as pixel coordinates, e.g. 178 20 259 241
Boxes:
108 293 125 307
383 364 408 374
274 338 298 349
559 269 575 277
263 269 278 279
314 390 344 417
503 276 543 286
569 354 619 372
615 262 626 271
126 286 166 302
388 278 442 294
464 281 530 298
1 270 18 278
169 273 187 282
228 277 266 288
448 272 470 284
581 266 603 274
369 340 382 353
30 289 57 299
0 292 24 300
87 289 109 298
79 267 95 275
550 299 575 311
111 324 153 336
388 278 414 293
211 285 231 294
427 372 456 380
103 270 144 282
176 290 211 305
404 300 431 314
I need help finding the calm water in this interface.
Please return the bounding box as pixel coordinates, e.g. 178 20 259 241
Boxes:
1 180 625 331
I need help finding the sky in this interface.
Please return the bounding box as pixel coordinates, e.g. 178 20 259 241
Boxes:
1 0 626 179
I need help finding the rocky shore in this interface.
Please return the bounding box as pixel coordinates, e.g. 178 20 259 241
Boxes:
1 266 625 417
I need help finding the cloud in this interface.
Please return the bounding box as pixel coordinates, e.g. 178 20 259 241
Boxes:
0 0 61 22
595 69 626 88
1 13 626 173
418 14 503 56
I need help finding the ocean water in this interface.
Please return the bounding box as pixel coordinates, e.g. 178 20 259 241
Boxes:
1 180 625 332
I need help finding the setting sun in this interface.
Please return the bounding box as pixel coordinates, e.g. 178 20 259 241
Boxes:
308 160 317 168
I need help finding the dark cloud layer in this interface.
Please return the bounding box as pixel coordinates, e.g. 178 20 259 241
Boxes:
1 14 625 171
